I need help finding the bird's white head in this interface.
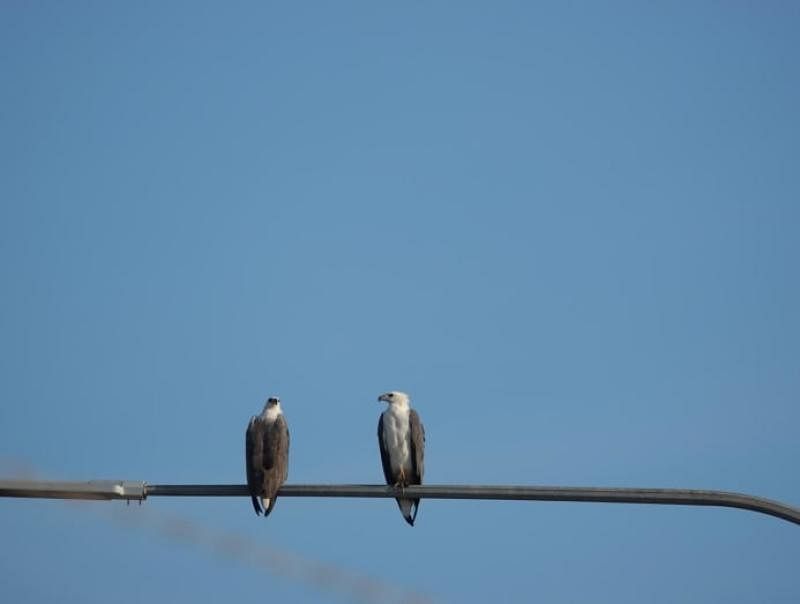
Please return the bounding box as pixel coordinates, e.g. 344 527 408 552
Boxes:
378 391 410 407
262 396 282 418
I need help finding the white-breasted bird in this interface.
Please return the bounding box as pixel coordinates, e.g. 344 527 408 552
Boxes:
377 391 425 526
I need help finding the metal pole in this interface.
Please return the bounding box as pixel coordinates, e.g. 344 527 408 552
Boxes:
2 479 798 526
147 483 800 526
0 480 146 501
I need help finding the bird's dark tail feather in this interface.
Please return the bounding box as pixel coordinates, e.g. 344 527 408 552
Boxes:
251 496 263 516
410 499 420 524
396 498 419 527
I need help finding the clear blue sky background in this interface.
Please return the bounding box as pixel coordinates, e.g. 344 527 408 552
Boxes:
1 2 798 603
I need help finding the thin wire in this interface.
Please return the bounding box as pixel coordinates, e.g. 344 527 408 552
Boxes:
0 463 434 604
95 504 434 604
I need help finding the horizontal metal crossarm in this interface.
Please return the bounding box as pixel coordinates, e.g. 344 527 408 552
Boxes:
0 480 147 501
2 480 798 526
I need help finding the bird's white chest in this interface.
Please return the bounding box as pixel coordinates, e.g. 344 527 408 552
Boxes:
382 407 412 472
262 403 283 423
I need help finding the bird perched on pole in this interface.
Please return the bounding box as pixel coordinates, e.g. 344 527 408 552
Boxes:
377 391 425 526
245 396 290 517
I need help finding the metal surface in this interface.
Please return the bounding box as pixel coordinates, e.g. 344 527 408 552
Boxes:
145 483 800 526
0 479 146 501
2 480 798 526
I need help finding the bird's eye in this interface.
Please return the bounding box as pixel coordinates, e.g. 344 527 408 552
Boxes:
388 393 394 398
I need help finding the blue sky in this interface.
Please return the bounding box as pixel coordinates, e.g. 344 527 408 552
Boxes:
1 2 798 602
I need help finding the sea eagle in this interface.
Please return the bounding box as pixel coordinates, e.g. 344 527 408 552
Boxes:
377 391 425 526
245 396 290 517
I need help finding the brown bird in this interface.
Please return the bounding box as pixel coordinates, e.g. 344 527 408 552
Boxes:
245 396 290 517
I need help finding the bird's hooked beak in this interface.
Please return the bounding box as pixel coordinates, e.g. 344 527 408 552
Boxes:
378 393 389 403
